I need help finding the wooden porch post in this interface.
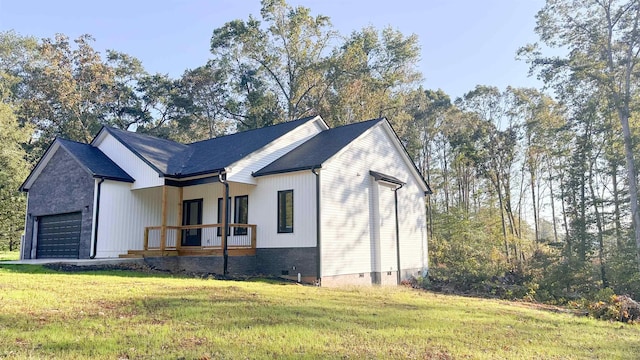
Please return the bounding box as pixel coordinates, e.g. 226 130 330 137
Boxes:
218 172 230 275
176 187 183 250
160 185 168 254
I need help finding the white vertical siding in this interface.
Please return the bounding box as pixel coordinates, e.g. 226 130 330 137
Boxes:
320 123 427 278
378 183 398 272
227 118 326 184
95 182 181 257
95 134 164 189
252 172 317 248
179 179 316 248
183 182 255 225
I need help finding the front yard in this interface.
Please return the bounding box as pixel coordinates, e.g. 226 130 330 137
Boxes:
0 265 638 359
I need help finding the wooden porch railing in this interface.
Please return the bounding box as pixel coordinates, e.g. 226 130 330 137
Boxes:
143 224 257 252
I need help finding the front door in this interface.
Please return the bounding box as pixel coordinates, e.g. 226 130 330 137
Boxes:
182 199 203 246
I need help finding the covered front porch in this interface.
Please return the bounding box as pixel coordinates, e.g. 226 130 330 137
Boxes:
117 175 257 259
122 223 257 257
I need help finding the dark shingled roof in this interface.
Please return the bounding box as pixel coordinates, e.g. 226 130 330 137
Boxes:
179 116 319 177
369 170 405 186
253 118 384 177
103 127 190 175
102 115 319 178
56 138 134 182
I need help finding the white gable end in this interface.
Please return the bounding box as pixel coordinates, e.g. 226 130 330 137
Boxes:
226 116 328 184
320 122 428 279
93 132 163 189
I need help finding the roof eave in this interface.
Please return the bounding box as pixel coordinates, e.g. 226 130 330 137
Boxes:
252 164 322 177
19 139 62 192
93 174 135 183
165 168 226 180
101 127 167 176
369 170 406 186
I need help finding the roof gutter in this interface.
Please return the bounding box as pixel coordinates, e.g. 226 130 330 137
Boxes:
90 177 105 259
311 166 321 285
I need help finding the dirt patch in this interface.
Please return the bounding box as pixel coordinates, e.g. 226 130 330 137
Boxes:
42 262 297 285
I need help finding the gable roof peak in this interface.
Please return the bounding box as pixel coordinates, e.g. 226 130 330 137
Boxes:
253 117 386 177
93 115 324 178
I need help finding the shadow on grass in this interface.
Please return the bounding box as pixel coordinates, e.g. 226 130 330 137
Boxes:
0 263 300 285
0 264 177 278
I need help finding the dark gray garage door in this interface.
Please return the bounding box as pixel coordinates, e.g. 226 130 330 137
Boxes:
36 212 82 259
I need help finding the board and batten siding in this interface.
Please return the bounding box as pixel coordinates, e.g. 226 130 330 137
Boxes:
94 134 163 189
251 172 317 248
320 123 427 278
96 182 180 257
227 118 326 184
182 181 254 226
181 178 315 248
376 181 399 273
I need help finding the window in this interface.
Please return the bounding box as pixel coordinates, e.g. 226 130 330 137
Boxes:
277 190 294 233
234 195 248 235
217 197 230 236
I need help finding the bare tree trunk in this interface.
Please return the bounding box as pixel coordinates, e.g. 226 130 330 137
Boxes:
604 0 640 273
530 160 539 242
495 174 510 263
588 156 608 288
618 110 640 271
559 170 571 243
611 165 623 248
518 160 526 244
547 157 560 243
443 146 449 213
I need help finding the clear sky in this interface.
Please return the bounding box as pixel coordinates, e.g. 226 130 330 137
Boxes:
0 0 545 100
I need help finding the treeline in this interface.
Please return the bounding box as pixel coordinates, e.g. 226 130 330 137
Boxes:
1 0 640 302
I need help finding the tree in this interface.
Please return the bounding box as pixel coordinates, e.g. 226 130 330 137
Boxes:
176 63 233 140
18 34 115 156
520 0 640 271
323 26 422 128
210 0 335 125
0 74 30 251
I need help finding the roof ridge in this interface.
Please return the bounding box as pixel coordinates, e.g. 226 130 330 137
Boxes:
185 115 318 146
105 127 189 148
56 137 92 146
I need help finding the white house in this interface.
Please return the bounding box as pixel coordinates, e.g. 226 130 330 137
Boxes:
20 116 431 286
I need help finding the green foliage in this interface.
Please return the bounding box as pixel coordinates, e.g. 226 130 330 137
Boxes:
0 250 19 261
578 290 640 324
209 0 422 136
211 0 335 124
607 239 640 298
0 85 29 252
429 207 511 290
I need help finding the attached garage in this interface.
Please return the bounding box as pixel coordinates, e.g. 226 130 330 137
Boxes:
35 212 82 259
20 138 134 260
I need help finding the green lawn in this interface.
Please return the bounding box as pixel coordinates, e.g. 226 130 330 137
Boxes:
0 265 638 359
0 250 20 261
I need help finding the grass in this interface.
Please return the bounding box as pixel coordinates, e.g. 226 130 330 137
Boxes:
0 266 639 359
0 250 20 261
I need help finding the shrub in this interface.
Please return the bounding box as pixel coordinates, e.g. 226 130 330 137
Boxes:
584 292 640 323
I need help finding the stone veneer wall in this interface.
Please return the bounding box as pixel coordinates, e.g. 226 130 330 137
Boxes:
143 247 318 281
142 249 422 287
23 149 95 259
